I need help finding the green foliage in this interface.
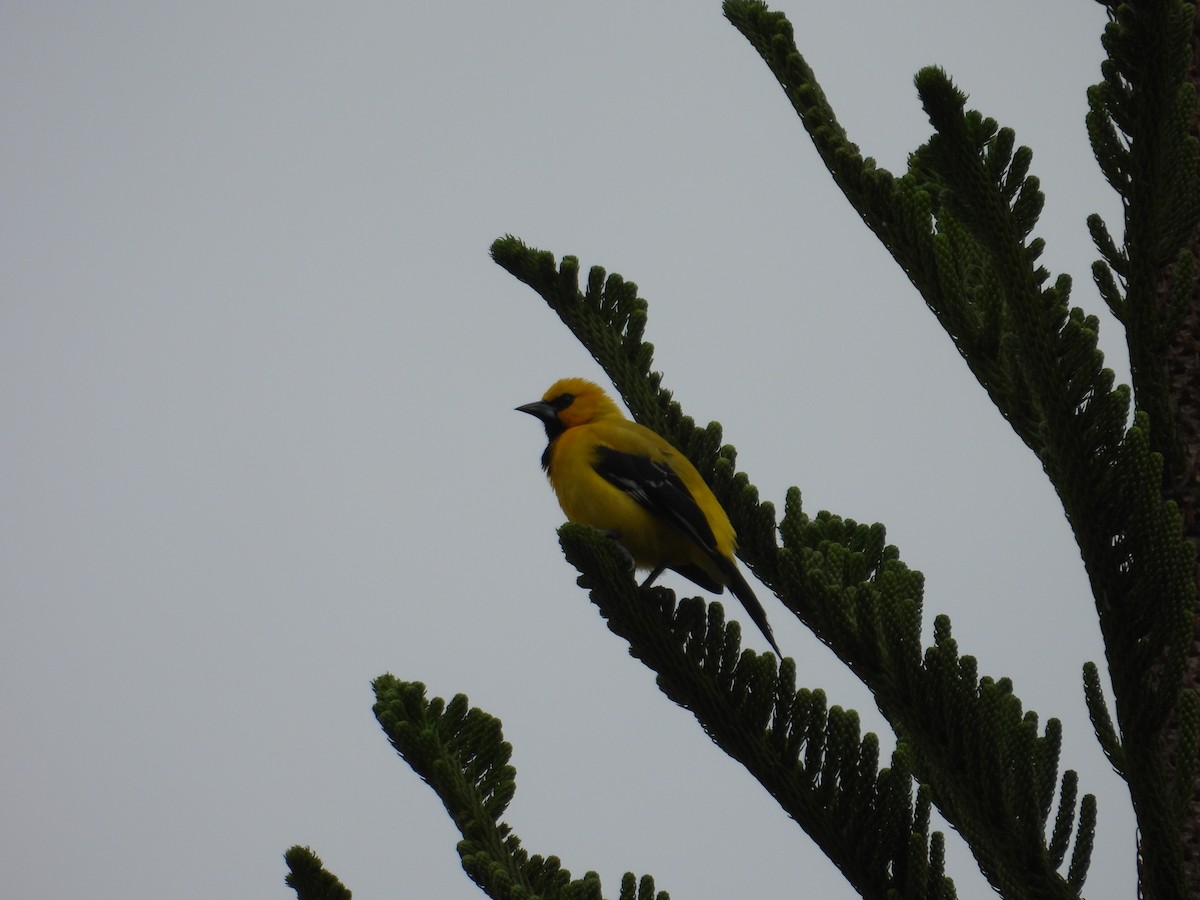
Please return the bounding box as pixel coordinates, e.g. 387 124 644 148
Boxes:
369 676 668 900
287 1 1198 897
491 236 1092 900
284 847 353 900
558 525 954 900
1088 0 1199 475
1085 3 1200 895
722 0 1197 892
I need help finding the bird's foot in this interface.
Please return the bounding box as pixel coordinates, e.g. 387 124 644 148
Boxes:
640 566 664 589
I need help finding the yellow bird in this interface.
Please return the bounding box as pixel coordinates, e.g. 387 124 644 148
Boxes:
518 377 780 654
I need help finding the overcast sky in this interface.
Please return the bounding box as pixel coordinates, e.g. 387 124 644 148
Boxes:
2 3 1134 898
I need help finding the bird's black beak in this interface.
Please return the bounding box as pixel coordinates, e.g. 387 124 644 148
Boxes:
517 399 564 442
516 400 558 426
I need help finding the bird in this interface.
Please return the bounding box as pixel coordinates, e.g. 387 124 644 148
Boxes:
517 377 780 655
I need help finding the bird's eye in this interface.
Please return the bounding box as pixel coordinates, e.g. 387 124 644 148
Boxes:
550 393 575 411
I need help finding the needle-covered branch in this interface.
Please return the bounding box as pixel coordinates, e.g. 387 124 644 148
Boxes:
371 676 668 900
492 236 1094 899
557 524 955 900
722 1 1198 893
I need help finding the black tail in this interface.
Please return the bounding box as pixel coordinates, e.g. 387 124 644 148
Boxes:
665 558 781 655
719 559 780 655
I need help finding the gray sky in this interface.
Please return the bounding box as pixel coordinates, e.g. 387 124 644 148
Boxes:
2 2 1134 897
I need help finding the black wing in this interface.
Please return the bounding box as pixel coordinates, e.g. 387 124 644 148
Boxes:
595 445 781 655
593 445 720 556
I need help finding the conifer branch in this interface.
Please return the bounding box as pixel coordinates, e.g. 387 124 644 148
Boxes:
1088 2 1200 468
492 236 1093 898
284 847 353 900
721 1 1199 893
280 2 1200 896
1082 660 1125 774
556 524 956 900
1089 4 1200 890
370 676 668 900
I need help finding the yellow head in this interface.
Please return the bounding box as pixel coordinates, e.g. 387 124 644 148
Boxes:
517 378 625 438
